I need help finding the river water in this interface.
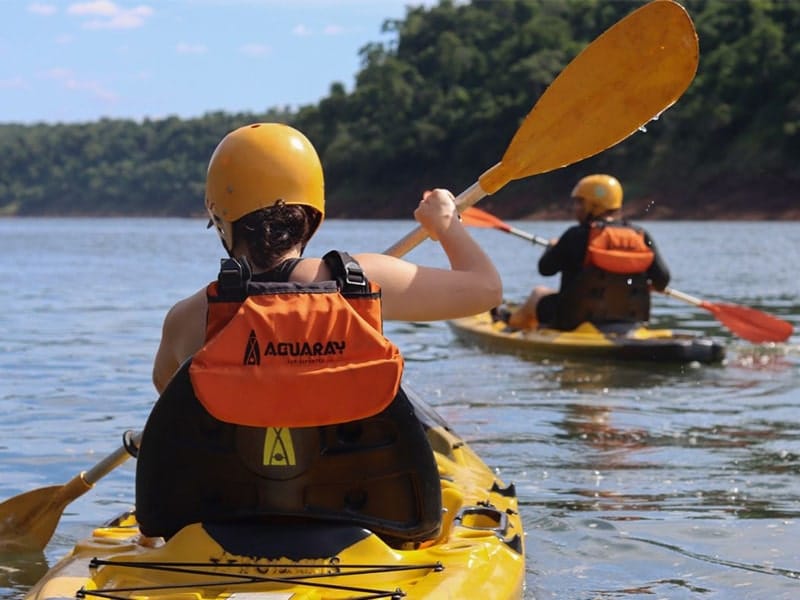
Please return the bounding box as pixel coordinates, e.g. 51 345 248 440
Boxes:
1 218 798 599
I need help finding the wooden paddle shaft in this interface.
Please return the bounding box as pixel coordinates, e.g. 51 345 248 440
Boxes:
83 430 142 486
383 181 487 257
662 287 703 307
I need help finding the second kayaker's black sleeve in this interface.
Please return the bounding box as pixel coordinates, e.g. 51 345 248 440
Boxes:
538 225 588 277
644 230 670 291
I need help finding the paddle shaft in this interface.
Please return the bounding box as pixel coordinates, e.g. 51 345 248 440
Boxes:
661 287 703 307
83 430 142 486
497 224 549 248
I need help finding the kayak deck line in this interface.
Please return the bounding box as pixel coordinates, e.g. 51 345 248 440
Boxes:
82 556 438 599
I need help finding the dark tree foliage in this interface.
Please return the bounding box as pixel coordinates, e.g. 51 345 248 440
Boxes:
1 0 797 219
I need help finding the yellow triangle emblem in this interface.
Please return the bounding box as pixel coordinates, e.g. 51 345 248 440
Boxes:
263 427 296 466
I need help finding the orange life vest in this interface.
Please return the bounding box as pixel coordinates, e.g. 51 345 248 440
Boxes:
188 251 403 428
584 221 654 274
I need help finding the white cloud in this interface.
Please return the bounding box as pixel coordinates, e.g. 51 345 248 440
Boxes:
42 67 74 80
0 76 29 90
40 67 118 102
28 3 58 16
239 43 270 57
64 78 119 102
323 24 345 36
292 23 348 37
68 1 118 16
68 2 154 30
176 42 207 55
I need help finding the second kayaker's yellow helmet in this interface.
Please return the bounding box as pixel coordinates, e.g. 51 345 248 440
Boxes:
205 122 325 253
571 174 623 217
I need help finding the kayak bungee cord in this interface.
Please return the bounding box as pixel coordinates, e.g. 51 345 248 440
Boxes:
78 558 443 600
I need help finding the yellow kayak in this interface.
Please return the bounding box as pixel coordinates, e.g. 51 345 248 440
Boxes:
449 309 725 364
25 390 525 600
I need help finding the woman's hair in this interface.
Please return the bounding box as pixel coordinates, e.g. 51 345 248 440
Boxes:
232 202 321 270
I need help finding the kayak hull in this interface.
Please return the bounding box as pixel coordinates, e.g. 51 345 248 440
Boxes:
25 421 525 600
448 310 725 364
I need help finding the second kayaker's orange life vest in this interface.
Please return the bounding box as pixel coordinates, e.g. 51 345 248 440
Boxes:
584 221 654 274
189 251 403 428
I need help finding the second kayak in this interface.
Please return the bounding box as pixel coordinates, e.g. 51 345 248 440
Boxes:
448 308 725 364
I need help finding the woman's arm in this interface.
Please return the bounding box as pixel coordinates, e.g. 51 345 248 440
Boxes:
152 289 208 394
355 189 502 322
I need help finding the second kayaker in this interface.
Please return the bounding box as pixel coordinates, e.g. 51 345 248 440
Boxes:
504 174 671 331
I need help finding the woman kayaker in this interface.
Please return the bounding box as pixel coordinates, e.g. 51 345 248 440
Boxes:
137 122 502 543
504 174 670 331
152 122 502 393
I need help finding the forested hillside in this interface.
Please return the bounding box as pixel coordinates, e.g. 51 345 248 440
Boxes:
1 0 798 220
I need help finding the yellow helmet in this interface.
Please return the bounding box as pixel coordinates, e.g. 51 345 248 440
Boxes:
205 123 325 252
571 174 623 217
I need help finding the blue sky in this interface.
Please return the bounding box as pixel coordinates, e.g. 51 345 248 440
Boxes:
1 0 436 125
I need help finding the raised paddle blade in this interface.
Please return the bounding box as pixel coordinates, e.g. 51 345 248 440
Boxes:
480 0 699 193
385 0 699 257
703 301 793 344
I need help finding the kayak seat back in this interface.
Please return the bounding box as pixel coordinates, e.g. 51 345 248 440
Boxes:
556 267 650 330
135 360 443 546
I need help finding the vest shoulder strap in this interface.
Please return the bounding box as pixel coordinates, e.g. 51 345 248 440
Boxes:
217 256 251 300
322 250 369 295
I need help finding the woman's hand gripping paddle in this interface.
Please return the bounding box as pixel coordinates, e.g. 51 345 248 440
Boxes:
384 0 699 258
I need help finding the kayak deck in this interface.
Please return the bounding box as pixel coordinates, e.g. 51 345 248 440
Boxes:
25 421 525 600
448 309 725 364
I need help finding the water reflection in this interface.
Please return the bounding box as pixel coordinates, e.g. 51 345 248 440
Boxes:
559 403 649 450
0 552 47 596
553 359 705 390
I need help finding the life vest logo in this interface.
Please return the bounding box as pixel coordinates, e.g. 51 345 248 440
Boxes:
263 340 346 356
263 427 296 466
243 329 346 366
243 330 261 365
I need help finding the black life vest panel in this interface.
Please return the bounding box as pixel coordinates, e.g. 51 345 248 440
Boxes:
555 222 653 330
135 251 442 543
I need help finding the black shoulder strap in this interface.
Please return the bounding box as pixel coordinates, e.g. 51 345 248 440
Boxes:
322 250 369 294
217 256 252 300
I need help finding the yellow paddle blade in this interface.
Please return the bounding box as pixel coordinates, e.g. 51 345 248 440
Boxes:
479 0 699 194
0 475 91 553
0 432 139 552
384 0 698 258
